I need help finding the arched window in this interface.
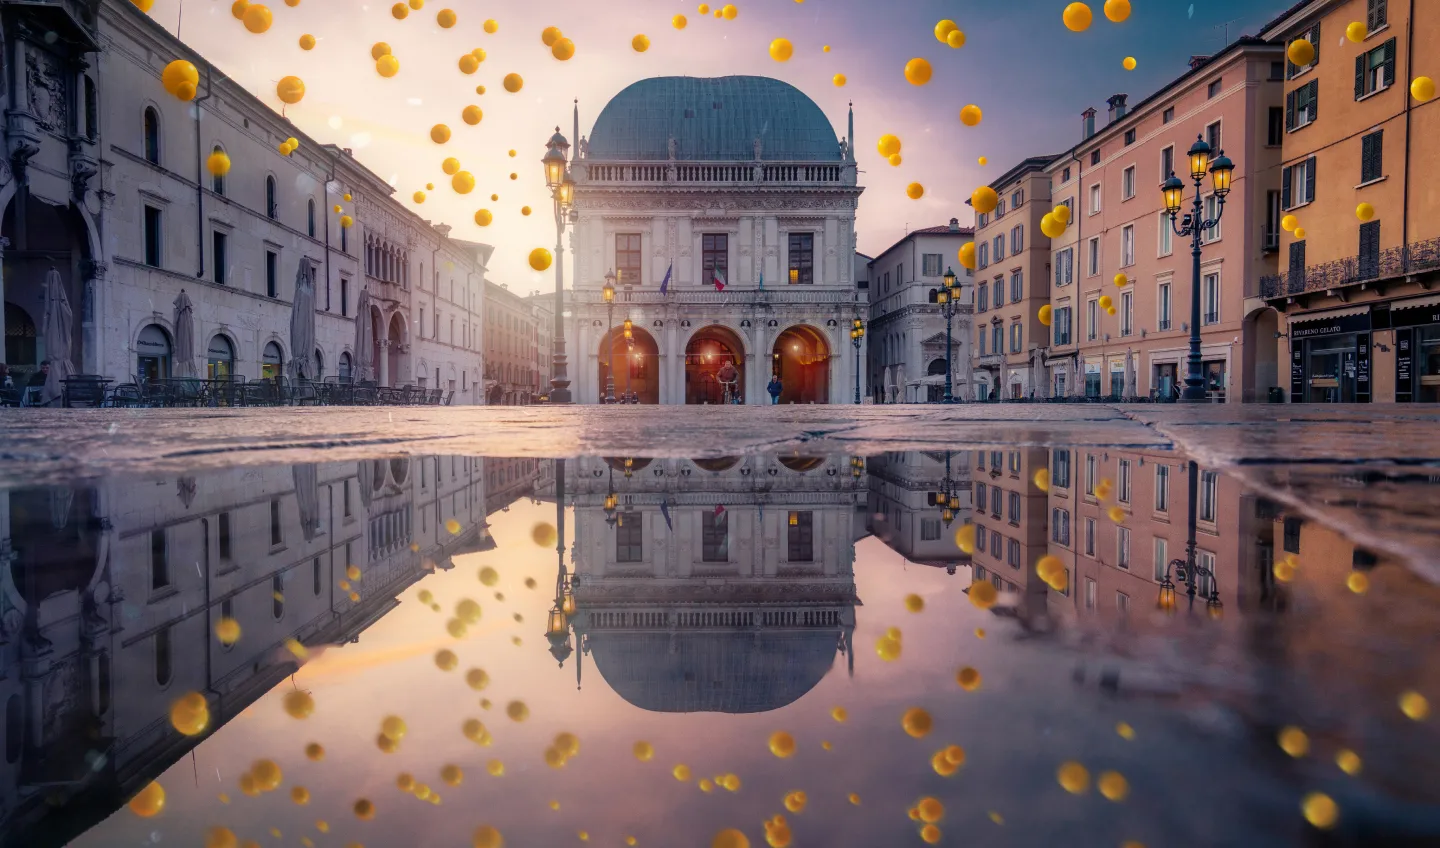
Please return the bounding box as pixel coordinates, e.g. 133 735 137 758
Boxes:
207 334 234 380
339 351 352 379
210 145 226 195
136 324 172 382
143 107 161 165
262 340 283 380
307 198 316 237
314 348 325 378
266 175 278 219
154 627 172 687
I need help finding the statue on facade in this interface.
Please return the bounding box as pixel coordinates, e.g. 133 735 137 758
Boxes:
838 138 849 161
667 136 677 161
752 136 763 161
577 136 588 159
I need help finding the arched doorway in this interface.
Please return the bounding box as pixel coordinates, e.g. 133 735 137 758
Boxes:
598 324 660 404
2 196 92 385
338 351 353 380
1243 307 1281 402
207 335 235 379
261 341 284 379
5 302 39 377
136 324 173 381
387 312 406 386
685 325 746 404
772 326 830 404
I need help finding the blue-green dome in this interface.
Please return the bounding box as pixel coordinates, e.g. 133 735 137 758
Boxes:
587 76 840 162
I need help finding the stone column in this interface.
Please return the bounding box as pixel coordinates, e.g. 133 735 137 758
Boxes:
0 237 8 368
750 321 769 405
664 319 679 404
379 339 390 386
82 261 104 376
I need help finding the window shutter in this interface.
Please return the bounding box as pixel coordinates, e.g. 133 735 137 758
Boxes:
1356 54 1367 99
1281 165 1292 209
1308 80 1319 122
1312 22 1321 63
1286 89 1296 130
1305 156 1317 203
1368 0 1386 32
1382 39 1396 87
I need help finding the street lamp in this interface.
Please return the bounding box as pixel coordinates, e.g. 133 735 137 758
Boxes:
850 318 865 404
601 270 617 404
927 451 963 528
621 319 635 403
543 128 574 403
1155 460 1222 617
938 267 960 404
1162 135 1234 402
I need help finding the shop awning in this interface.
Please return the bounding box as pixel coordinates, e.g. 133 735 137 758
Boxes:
1290 305 1369 324
1393 293 1440 312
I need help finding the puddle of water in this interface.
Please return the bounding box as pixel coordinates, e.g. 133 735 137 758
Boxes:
2 449 1435 848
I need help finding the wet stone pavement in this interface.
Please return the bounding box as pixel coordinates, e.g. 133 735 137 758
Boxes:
0 405 1436 847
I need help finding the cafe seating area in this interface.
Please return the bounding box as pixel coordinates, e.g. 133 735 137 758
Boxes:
1 375 456 408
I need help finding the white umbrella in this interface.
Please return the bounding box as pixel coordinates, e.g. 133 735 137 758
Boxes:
172 289 197 378
1031 348 1048 400
352 287 374 382
293 463 322 541
289 260 317 381
1071 357 1085 398
1124 349 1137 400
40 267 74 405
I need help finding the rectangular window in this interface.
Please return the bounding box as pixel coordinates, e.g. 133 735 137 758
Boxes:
1203 273 1220 324
788 232 815 284
1357 38 1397 98
1087 237 1100 276
1011 271 1022 303
701 233 728 283
1062 166 1072 182
1052 450 1071 488
340 277 350 317
920 518 941 541
1283 517 1303 554
1282 157 1317 208
1359 220 1381 278
1154 537 1170 581
150 529 169 590
1054 306 1072 346
1197 551 1217 596
1008 451 1021 474
977 212 989 229
1084 517 1096 556
977 285 988 312
1122 166 1135 200
1368 0 1388 30
1287 79 1319 131
1124 128 1136 146
978 329 986 355
615 233 642 285
1200 470 1218 522
1160 145 1174 182
1118 460 1132 504
1203 194 1223 243
990 531 1002 559
1117 591 1131 615
996 199 1006 218
213 232 227 285
1091 150 1101 166
1011 225 1024 254
1162 106 1175 124
1206 121 1222 153
144 206 162 267
788 511 814 561
1056 248 1073 286
1268 107 1285 146
993 279 1005 308
993 235 1006 262
1085 454 1097 495
1008 491 1021 524
1085 578 1097 609
342 479 352 516
1361 130 1384 183
1208 79 1222 99
1010 322 1022 353
1121 225 1135 267
922 253 943 276
1007 538 1021 569
1089 183 1101 214
1087 298 1098 341
1288 22 1321 78
270 498 282 546
1120 290 1133 336
991 486 1002 517
975 525 987 552
701 509 729 562
616 512 644 562
1117 527 1131 569
266 251 278 298
1052 508 1071 545
991 324 1004 356
1155 464 1170 511
1158 211 1173 256
218 512 232 560
975 482 986 506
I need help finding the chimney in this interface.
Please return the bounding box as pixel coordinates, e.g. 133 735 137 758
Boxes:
948 217 960 232
1189 55 1211 71
1082 108 1097 140
1107 94 1129 124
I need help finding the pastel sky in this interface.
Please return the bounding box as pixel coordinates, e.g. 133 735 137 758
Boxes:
139 0 1296 290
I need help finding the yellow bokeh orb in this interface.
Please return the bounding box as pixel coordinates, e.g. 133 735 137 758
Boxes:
955 521 976 551
283 690 315 719
959 104 983 126
252 758 282 790
972 186 998 214
1281 214 1298 232
479 566 499 586
1294 227 1307 240
529 247 553 271
877 134 901 156
354 798 375 820
242 3 272 33
917 796 944 823
769 38 793 62
1098 771 1129 801
1038 304 1055 327
1063 2 1093 32
1346 21 1368 42
462 105 483 125
768 731 797 758
231 0 249 19
1400 690 1430 720
430 124 451 144
956 666 981 691
371 42 391 59
947 30 966 49
1347 572 1369 594
1057 761 1090 794
906 182 924 200
698 3 710 12
712 829 750 848
920 824 941 844
551 37 575 61
1302 792 1339 829
783 790 807 812
441 764 464 786
888 153 902 166
132 0 156 10
413 191 425 203
161 60 199 99
1356 202 1375 221
1034 467 1052 491
214 615 241 644
1287 38 1315 68
633 740 655 761
275 75 305 104
128 781 166 817
1336 749 1363 775
875 634 902 661
450 171 475 193
1054 204 1072 224
904 593 924 612
305 742 324 760
904 57 932 86
1040 213 1065 238
381 715 407 742
632 34 650 52
472 825 504 848
1412 76 1436 102
434 648 458 670
483 18 497 33
1103 0 1130 23
901 707 933 738
506 700 530 722
722 4 737 19
299 34 316 50
206 827 238 848
437 9 457 28
833 74 846 87
934 19 957 43
503 73 523 93
376 55 400 77
673 14 687 29
1123 56 1137 70
291 786 310 805
1098 294 1114 310
459 54 479 74
391 2 408 19
541 26 563 46
969 579 998 609
531 522 558 546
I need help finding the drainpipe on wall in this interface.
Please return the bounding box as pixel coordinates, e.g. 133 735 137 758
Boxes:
1070 146 1084 386
194 60 213 278
324 149 337 321
1402 0 1415 251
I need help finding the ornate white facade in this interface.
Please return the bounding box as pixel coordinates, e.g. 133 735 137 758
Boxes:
561 77 867 405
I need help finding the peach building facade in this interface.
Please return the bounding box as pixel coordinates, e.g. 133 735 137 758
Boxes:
1258 0 1440 403
968 447 1050 620
971 159 1057 400
1044 41 1286 401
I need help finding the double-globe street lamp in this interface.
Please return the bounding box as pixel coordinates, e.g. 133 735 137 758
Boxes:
601 270 617 404
1161 136 1235 403
1156 459 1223 617
937 267 960 404
542 129 577 404
850 318 865 404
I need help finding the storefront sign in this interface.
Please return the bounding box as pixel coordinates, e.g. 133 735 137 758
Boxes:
1356 333 1370 402
1289 311 1371 340
1393 304 1440 329
1290 344 1304 402
1396 328 1414 403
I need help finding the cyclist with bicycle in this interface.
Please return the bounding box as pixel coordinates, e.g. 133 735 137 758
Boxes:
716 359 740 405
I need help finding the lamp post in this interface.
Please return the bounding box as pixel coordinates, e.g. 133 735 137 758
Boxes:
601 270 616 404
543 128 576 404
622 319 635 403
938 267 959 404
928 451 962 528
1162 136 1234 403
1156 460 1222 617
850 318 865 404
545 458 575 665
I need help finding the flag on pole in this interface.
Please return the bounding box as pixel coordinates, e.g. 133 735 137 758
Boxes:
660 498 673 531
712 267 726 292
713 504 726 517
758 270 764 290
660 262 672 295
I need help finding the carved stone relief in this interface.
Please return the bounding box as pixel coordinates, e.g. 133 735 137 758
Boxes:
26 50 68 133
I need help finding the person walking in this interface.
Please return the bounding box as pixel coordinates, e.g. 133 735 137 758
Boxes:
767 374 783 405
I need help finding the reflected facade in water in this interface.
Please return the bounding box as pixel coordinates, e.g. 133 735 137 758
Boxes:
557 456 864 713
0 456 532 846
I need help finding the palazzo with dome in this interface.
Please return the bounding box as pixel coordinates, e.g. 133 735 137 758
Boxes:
562 76 867 405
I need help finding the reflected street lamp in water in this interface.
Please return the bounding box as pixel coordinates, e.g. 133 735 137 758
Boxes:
927 451 963 528
1156 460 1222 617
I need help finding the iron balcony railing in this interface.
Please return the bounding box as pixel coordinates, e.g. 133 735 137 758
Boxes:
1259 234 1440 299
577 160 853 187
570 288 860 305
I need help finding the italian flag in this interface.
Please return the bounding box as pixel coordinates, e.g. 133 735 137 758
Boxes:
712 267 727 291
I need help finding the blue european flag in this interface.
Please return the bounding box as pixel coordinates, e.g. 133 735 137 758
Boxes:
660 262 673 295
